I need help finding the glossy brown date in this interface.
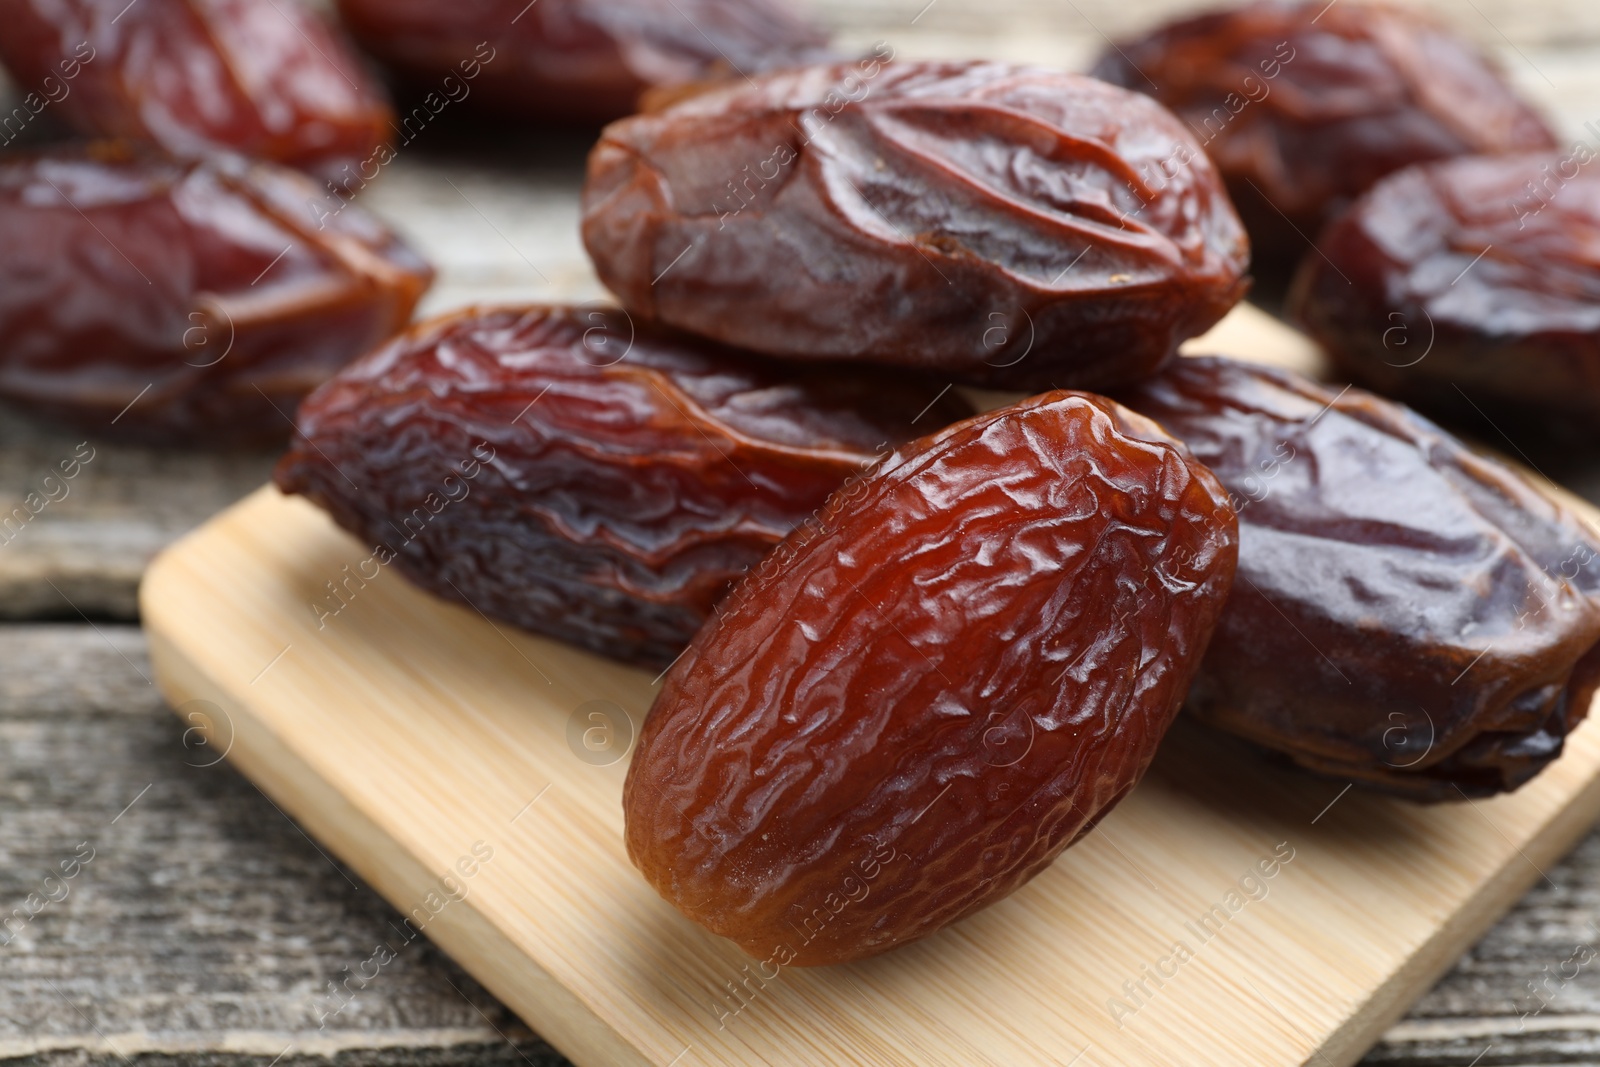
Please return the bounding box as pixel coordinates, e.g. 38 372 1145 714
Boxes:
1092 1 1556 285
0 0 394 187
0 145 432 445
274 304 970 669
1118 356 1600 799
1290 152 1600 424
623 391 1238 965
582 59 1250 392
333 0 833 125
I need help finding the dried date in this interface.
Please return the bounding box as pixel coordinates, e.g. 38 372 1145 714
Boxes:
273 304 970 669
582 59 1250 392
1117 356 1600 799
623 391 1238 965
334 0 833 125
1290 152 1600 425
1092 1 1556 285
0 145 433 444
0 0 394 186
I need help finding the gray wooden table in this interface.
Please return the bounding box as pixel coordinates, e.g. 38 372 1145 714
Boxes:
6 1 1600 1063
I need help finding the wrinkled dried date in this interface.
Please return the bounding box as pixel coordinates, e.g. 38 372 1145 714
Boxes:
0 0 393 186
334 0 833 125
1118 356 1600 799
1092 1 1556 283
1290 152 1600 424
582 59 1250 391
0 145 432 444
274 304 970 668
623 391 1238 965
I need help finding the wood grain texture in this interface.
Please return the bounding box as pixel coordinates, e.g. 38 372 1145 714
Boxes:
0 625 562 1067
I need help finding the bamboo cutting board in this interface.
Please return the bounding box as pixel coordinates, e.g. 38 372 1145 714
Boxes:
141 306 1600 1067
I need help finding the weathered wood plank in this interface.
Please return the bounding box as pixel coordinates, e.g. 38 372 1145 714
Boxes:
0 624 564 1066
0 420 276 622
8 625 1600 1065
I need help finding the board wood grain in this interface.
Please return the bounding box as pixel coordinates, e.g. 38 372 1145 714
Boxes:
141 305 1600 1067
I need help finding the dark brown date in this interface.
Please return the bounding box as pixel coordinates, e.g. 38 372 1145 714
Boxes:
1092 1 1557 286
624 391 1237 965
0 145 432 445
333 0 833 125
0 0 394 186
1290 152 1600 425
273 304 970 669
582 59 1250 392
1117 356 1600 799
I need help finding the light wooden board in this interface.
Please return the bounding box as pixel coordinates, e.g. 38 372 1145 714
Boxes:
140 304 1600 1067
